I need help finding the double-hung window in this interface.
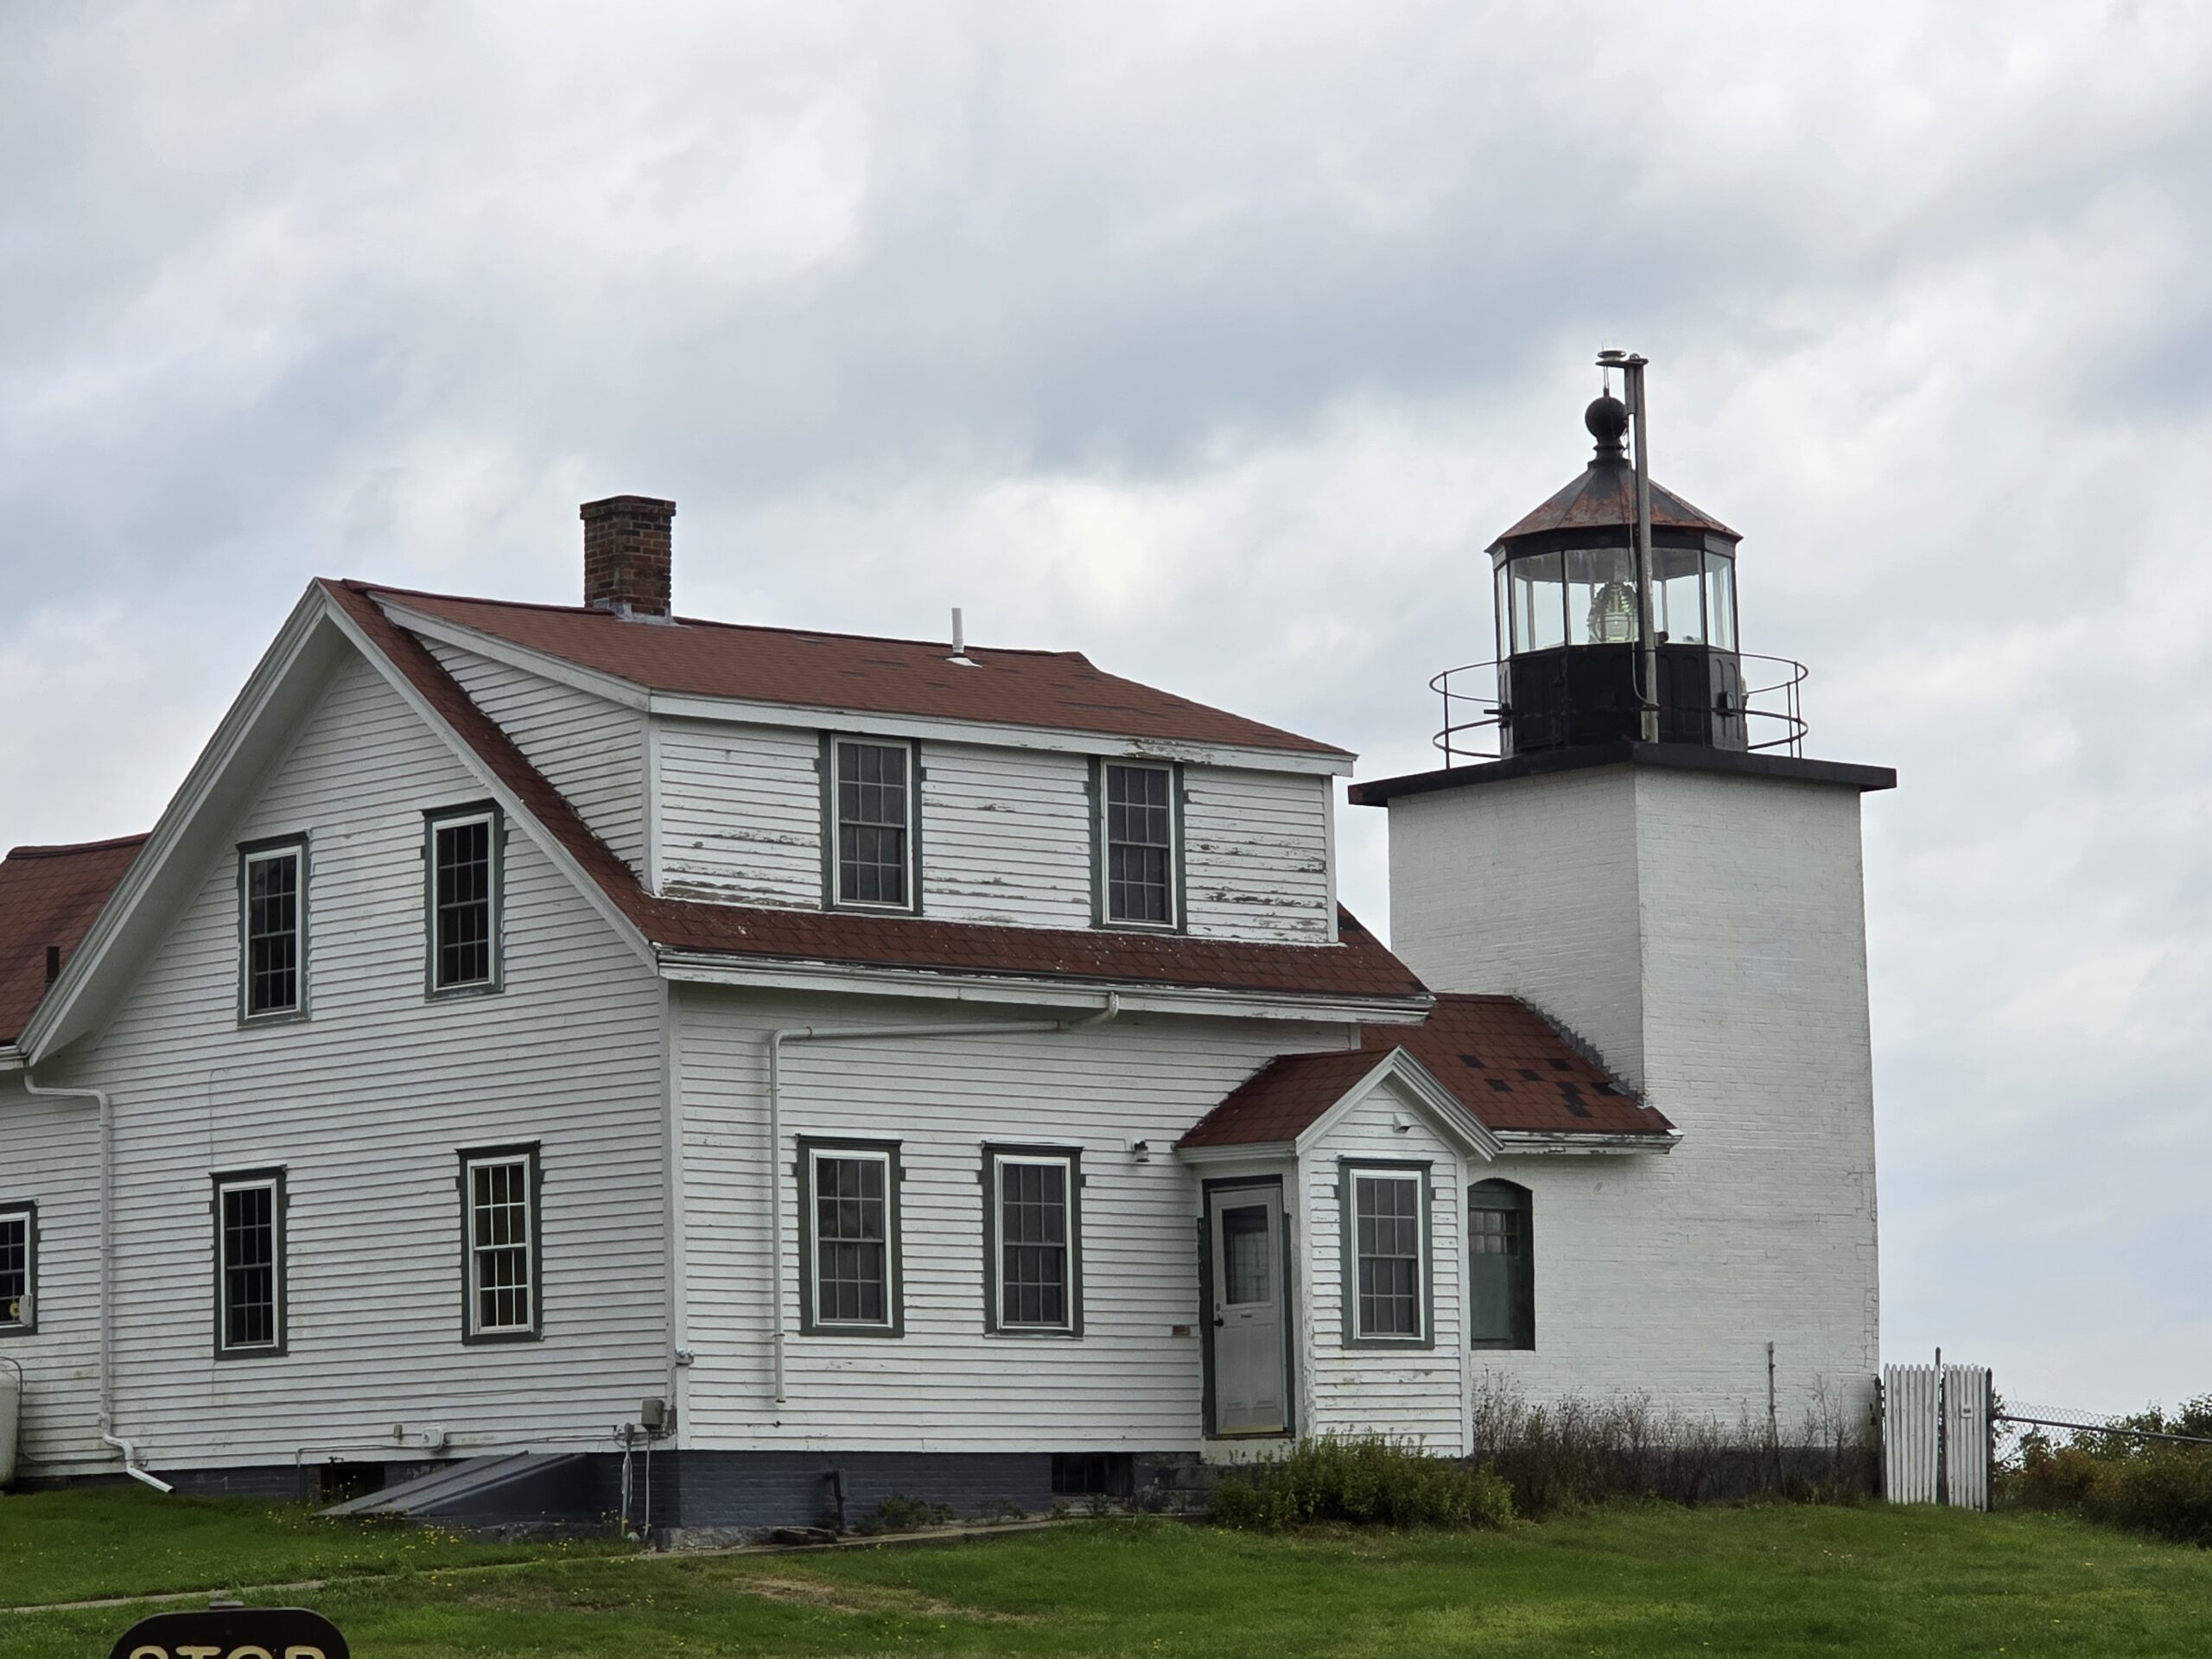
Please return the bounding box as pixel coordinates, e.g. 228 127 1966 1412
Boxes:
426 806 502 994
828 738 917 909
1341 1163 1432 1346
0 1204 34 1334
984 1145 1082 1336
213 1171 286 1357
461 1146 540 1341
1469 1179 1535 1350
239 837 307 1020
799 1140 901 1336
1099 762 1177 927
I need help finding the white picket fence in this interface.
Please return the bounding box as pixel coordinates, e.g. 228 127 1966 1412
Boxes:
1881 1360 1992 1510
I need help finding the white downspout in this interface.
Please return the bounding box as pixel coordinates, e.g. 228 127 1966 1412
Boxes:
20 1071 175 1493
766 994 1122 1405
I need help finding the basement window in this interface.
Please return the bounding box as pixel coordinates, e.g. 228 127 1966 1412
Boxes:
1341 1163 1432 1346
1468 1179 1535 1351
461 1146 540 1342
985 1146 1083 1337
1097 761 1179 927
800 1140 902 1336
0 1204 34 1334
213 1171 286 1357
238 837 308 1020
426 805 502 995
828 737 918 910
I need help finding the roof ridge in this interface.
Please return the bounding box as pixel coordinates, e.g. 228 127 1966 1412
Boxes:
5 833 151 861
351 580 1093 664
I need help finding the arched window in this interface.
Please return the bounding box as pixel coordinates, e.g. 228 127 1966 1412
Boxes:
1468 1179 1534 1351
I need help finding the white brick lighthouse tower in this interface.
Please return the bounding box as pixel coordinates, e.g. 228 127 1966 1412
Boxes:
1349 358 1894 1424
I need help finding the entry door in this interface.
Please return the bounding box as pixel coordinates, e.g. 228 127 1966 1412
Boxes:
1209 1187 1287 1434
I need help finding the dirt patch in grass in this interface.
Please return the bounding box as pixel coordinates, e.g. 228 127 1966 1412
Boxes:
718 1570 1039 1623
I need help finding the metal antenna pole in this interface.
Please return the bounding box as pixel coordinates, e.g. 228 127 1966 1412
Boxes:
1623 353 1658 742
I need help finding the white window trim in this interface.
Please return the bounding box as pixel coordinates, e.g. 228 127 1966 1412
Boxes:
214 1173 285 1357
0 1205 33 1333
462 1149 539 1340
1345 1166 1429 1344
828 735 919 912
426 806 503 995
989 1149 1080 1336
804 1144 899 1335
238 840 308 1022
1098 760 1180 931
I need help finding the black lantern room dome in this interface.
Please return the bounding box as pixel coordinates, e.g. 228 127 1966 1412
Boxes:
1487 397 1747 755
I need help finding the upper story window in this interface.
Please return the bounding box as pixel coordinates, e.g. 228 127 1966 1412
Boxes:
1100 761 1178 928
1468 1179 1535 1351
238 837 307 1020
828 737 918 911
426 806 502 995
1342 1162 1432 1347
214 1170 286 1357
461 1144 540 1342
800 1139 902 1337
984 1145 1083 1337
0 1204 34 1335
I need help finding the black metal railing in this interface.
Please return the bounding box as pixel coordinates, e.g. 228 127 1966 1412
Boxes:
1431 652 1809 766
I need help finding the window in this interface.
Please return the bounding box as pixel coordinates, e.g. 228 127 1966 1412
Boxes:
984 1146 1082 1336
239 839 306 1019
799 1140 902 1336
427 807 501 994
0 1205 33 1334
1099 762 1177 926
461 1146 539 1341
828 738 916 909
1469 1179 1535 1351
213 1172 285 1357
1340 1164 1431 1346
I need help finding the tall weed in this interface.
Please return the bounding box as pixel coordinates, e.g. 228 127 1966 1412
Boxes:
1209 1437 1514 1531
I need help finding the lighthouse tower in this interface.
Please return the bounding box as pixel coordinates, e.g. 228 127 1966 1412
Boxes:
1349 362 1895 1421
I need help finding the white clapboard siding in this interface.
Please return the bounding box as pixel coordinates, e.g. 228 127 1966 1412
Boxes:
0 1085 104 1471
1183 768 1334 944
426 641 649 876
920 743 1092 928
31 650 670 1471
1300 1083 1470 1452
676 988 1353 1452
655 718 822 908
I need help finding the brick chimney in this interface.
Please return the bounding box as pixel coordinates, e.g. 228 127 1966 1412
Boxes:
581 495 677 618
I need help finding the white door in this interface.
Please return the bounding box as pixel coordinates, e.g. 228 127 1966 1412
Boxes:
1209 1188 1287 1434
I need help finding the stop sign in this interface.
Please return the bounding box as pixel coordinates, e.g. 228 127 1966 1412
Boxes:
107 1605 350 1659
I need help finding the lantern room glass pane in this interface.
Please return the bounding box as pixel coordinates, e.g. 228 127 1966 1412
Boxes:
1652 545 1706 645
1494 563 1511 660
1565 545 1639 646
1509 552 1565 653
1704 552 1738 652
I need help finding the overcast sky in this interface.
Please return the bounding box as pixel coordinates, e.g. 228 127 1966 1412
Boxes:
5 1 2207 1415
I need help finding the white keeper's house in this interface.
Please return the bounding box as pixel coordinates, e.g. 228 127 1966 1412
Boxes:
0 385 1891 1532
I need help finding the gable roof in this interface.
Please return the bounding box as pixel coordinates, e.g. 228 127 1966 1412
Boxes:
325 582 1426 1007
0 836 146 1046
365 585 1351 760
1179 993 1671 1147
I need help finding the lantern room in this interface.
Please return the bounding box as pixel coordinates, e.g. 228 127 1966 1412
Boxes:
1488 391 1747 754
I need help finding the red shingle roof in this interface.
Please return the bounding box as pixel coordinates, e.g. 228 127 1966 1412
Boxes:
1179 993 1672 1147
368 586 1351 758
0 836 146 1046
327 582 1425 1005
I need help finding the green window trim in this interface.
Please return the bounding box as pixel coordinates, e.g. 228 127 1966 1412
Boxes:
458 1142 543 1345
1468 1178 1535 1351
1338 1160 1435 1350
797 1137 906 1338
236 833 310 1026
982 1142 1084 1338
820 734 925 914
1088 758 1186 932
212 1167 289 1360
0 1201 35 1336
423 801 506 999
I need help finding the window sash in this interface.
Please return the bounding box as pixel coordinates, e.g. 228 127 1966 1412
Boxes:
215 1178 283 1353
1349 1171 1425 1341
430 812 498 990
995 1155 1074 1331
1102 763 1175 925
0 1209 30 1330
466 1154 537 1337
833 741 912 908
809 1149 893 1329
242 846 302 1016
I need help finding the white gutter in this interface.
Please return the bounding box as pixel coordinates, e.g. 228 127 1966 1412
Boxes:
765 994 1122 1404
18 1071 174 1493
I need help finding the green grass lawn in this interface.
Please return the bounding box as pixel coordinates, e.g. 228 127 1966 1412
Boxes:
7 1491 2211 1657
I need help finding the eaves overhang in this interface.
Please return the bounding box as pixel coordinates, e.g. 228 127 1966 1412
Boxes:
1491 1128 1682 1155
1349 741 1897 807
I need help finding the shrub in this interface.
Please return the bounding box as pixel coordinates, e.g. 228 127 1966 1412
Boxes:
853 1494 955 1535
974 1497 1028 1523
1208 1436 1515 1531
2001 1400 2212 1547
